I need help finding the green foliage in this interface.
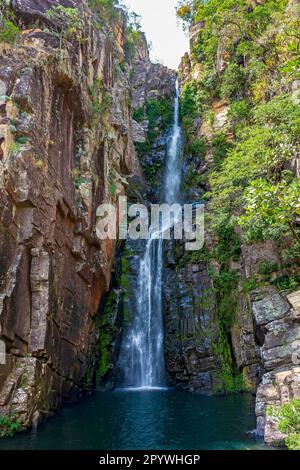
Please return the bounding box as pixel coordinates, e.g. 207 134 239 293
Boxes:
147 98 173 135
212 327 249 395
8 141 21 157
133 107 144 123
177 245 211 268
46 6 83 40
74 176 87 189
140 160 162 188
124 27 141 63
220 64 246 100
207 95 300 222
186 137 207 158
268 399 300 450
89 0 119 22
241 275 259 293
135 97 173 147
258 261 279 279
180 81 199 122
177 0 300 395
213 218 241 263
239 178 300 244
271 274 300 291
211 132 233 168
228 100 251 125
180 80 209 126
0 17 19 45
15 136 29 145
0 2 20 45
0 414 21 438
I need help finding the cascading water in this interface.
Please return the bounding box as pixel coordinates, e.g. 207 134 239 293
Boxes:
118 81 183 389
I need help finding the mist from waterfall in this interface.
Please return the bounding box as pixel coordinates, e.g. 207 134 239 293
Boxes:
118 81 183 389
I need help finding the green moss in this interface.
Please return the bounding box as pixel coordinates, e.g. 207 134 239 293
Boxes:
96 289 118 382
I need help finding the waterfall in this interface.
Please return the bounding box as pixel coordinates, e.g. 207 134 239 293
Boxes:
118 81 183 389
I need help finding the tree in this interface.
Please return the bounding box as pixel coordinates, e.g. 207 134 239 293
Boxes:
239 177 300 244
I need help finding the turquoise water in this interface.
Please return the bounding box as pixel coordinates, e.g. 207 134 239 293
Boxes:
0 390 265 450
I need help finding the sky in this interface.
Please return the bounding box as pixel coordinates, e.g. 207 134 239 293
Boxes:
122 0 189 69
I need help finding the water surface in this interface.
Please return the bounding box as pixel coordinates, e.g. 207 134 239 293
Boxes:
0 390 265 450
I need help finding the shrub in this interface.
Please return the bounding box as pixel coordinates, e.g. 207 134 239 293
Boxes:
0 414 21 438
0 3 20 45
228 100 251 124
89 0 119 21
268 399 300 450
220 64 246 100
0 17 19 45
239 178 300 244
46 6 83 41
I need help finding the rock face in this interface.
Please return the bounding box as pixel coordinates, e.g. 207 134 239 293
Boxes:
254 288 300 444
0 0 140 428
131 33 176 110
164 253 219 393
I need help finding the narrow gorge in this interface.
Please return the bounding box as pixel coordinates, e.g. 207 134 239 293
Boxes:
0 0 300 452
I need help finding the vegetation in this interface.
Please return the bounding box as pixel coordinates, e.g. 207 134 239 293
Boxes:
0 1 20 45
268 399 300 450
89 0 120 22
135 97 173 186
96 248 131 384
177 0 300 265
96 289 118 382
46 5 83 41
88 78 111 126
0 414 21 438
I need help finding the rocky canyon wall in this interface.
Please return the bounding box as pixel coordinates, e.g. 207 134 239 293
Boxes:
0 0 142 429
0 0 177 427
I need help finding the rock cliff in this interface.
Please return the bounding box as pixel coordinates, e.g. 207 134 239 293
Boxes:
0 0 176 427
0 0 142 429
